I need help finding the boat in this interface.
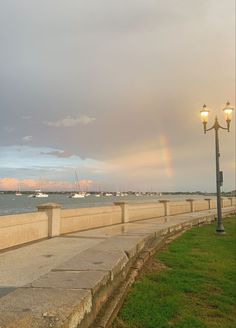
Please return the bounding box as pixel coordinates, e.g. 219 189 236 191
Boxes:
115 191 126 197
68 170 85 198
15 184 22 196
31 190 48 198
68 192 85 198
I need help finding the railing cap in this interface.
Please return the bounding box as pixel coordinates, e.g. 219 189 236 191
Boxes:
114 202 127 206
37 203 62 210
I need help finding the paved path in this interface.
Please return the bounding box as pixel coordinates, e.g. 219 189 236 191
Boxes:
0 207 235 328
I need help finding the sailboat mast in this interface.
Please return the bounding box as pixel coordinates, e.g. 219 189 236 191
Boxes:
75 170 80 192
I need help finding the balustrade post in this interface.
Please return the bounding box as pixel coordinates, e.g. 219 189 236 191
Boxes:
228 197 233 206
114 202 129 223
159 200 170 216
186 199 195 212
37 203 62 237
205 198 212 210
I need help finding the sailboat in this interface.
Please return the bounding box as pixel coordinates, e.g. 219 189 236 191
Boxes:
15 184 22 196
68 171 85 198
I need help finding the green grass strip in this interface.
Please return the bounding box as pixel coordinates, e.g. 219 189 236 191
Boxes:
114 216 236 328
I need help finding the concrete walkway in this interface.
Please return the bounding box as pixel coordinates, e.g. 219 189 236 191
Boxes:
0 207 235 328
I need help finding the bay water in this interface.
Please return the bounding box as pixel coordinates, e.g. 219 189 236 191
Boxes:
0 193 210 216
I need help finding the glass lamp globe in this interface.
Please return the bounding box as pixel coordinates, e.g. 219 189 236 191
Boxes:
223 102 234 122
200 104 210 123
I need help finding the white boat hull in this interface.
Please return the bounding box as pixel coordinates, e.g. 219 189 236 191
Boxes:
30 191 49 198
68 193 85 198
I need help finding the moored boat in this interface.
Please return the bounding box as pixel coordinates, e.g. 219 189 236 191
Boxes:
68 192 85 198
31 190 48 198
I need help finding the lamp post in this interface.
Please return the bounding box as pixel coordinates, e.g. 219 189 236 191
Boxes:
200 102 234 234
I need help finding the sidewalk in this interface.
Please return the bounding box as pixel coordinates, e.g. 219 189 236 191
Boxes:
0 207 235 328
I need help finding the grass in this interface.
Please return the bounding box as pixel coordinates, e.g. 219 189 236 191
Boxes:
113 216 236 328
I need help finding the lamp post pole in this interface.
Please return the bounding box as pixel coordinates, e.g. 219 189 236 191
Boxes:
214 120 224 233
200 102 234 235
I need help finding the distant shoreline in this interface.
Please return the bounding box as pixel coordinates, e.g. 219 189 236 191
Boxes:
0 190 235 196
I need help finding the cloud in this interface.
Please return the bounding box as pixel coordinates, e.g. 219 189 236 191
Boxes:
43 115 96 127
108 148 173 178
0 0 234 192
0 177 96 191
78 179 93 187
4 126 14 133
22 136 32 142
0 178 19 190
40 150 74 158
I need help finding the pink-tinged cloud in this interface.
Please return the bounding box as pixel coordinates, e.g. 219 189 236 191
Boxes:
0 178 19 190
79 179 93 187
0 178 95 191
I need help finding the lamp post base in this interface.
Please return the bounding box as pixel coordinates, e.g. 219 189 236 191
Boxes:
216 224 225 235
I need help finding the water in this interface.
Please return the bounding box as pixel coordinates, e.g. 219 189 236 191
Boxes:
0 193 210 216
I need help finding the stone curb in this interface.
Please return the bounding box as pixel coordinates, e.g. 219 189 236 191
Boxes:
93 210 235 328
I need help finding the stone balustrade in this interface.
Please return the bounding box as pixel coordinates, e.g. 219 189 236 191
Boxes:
0 197 235 251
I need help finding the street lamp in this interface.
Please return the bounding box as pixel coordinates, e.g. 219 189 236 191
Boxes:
200 102 234 234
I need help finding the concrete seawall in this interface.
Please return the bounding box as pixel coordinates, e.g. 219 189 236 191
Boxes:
0 197 235 251
0 202 235 328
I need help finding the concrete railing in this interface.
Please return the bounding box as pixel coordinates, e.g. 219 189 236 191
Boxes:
0 198 235 251
0 211 48 250
125 202 165 222
170 201 191 215
60 205 122 234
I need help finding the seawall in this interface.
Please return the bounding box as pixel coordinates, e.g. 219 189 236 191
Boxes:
0 197 235 251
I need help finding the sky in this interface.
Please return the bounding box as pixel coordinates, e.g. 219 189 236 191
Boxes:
0 0 235 192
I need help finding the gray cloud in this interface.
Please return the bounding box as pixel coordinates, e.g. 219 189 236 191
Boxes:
40 150 74 158
22 136 33 142
0 0 235 191
43 115 96 127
